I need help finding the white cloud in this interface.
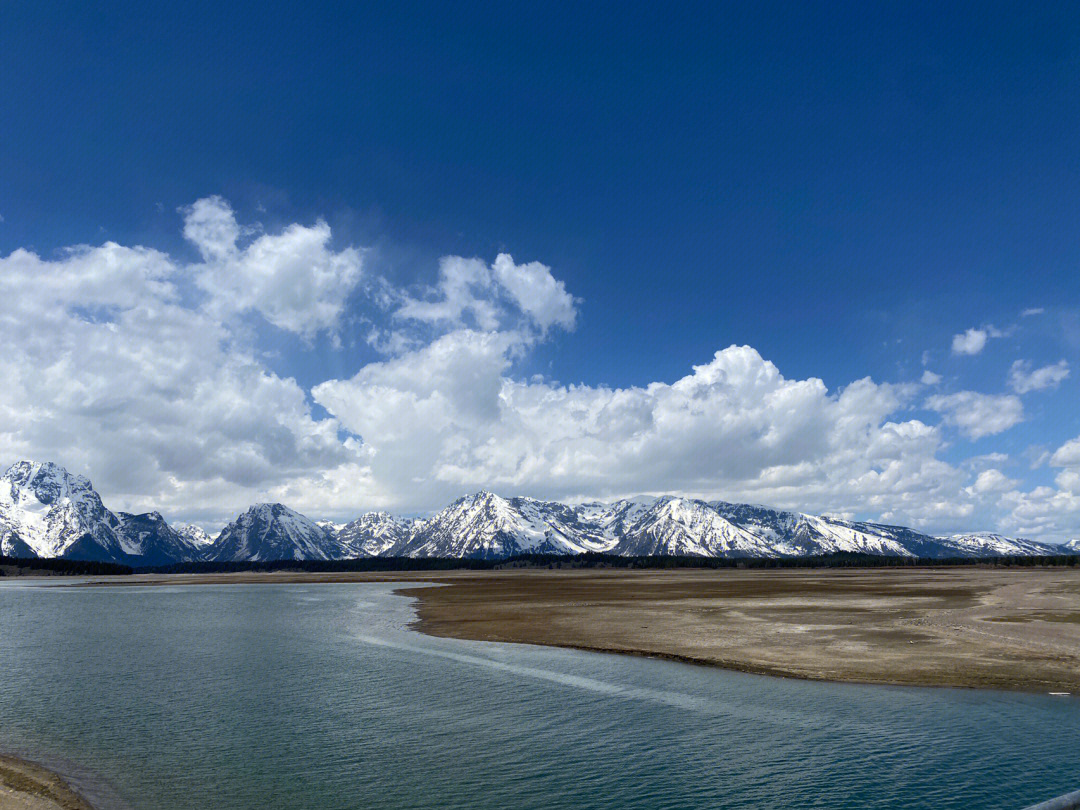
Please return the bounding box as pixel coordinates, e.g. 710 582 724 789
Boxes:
395 252 577 337
4 197 1080 541
491 253 576 333
1021 307 1045 317
395 256 502 331
1051 437 1080 468
181 195 243 261
924 391 1024 439
315 339 975 526
0 204 373 525
1008 359 1069 394
967 469 1017 495
184 196 364 338
951 327 990 355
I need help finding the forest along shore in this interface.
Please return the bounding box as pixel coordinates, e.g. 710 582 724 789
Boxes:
81 566 1080 693
0 755 95 810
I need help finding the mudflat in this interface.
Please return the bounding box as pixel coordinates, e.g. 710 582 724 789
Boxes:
0 756 93 810
91 567 1080 692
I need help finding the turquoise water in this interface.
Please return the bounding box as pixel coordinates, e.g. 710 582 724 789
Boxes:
0 580 1077 809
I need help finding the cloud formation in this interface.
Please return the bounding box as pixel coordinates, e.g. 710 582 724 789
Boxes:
950 325 1005 356
394 253 576 337
184 196 364 338
924 391 1024 440
1 197 1078 541
1008 359 1070 394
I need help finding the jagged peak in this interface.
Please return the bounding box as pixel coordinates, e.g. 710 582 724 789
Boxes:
449 490 510 509
241 502 300 518
2 460 95 494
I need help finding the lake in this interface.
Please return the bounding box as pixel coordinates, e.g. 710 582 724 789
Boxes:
1 579 1077 809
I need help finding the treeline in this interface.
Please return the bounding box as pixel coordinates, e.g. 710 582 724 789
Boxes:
144 551 1079 575
4 552 1076 577
0 555 135 576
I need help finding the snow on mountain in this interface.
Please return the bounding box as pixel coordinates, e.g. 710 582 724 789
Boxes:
570 498 653 545
335 512 412 558
207 503 339 562
175 523 215 548
936 533 1062 558
0 530 37 559
710 501 930 556
0 460 127 562
614 496 778 557
115 511 209 566
398 491 611 559
3 461 1074 564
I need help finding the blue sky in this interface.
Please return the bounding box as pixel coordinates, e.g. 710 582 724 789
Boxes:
1 2 1079 540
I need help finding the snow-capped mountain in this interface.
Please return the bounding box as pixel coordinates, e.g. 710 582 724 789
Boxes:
937 533 1062 557
0 461 206 564
710 502 948 557
616 497 778 557
0 461 127 562
175 523 214 548
4 461 1077 564
359 493 1078 561
115 511 209 566
395 491 615 559
207 503 339 562
336 512 412 558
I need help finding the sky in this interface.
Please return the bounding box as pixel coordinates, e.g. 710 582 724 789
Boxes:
1 1 1079 541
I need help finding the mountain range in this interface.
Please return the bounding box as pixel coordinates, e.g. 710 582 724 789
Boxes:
1 461 1076 566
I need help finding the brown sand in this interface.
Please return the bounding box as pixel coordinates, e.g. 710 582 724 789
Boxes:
0 756 93 810
87 567 1080 692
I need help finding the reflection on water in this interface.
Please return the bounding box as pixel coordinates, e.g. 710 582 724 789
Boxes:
1 580 1077 810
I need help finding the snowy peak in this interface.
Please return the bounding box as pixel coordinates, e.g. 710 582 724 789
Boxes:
208 503 338 562
617 496 777 557
3 460 96 503
175 523 214 548
336 512 411 558
401 491 599 559
115 511 208 565
0 460 123 560
4 462 1076 564
937 533 1061 558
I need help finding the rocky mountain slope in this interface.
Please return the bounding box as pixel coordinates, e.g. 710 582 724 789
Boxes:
336 512 412 557
115 511 208 566
207 503 340 562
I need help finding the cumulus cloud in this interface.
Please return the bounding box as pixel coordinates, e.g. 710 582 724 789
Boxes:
1051 437 1080 468
314 339 975 526
954 328 993 356
993 447 1080 540
4 196 1080 541
967 468 1017 495
924 391 1024 439
1008 359 1069 394
184 196 364 338
491 253 576 332
0 202 373 525
395 252 577 336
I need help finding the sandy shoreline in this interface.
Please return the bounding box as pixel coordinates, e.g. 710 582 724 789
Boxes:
0 755 94 810
73 566 1080 693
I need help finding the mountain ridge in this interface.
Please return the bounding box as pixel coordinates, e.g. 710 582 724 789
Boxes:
1 461 1076 564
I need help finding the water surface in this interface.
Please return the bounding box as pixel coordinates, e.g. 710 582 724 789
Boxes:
1 580 1077 809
